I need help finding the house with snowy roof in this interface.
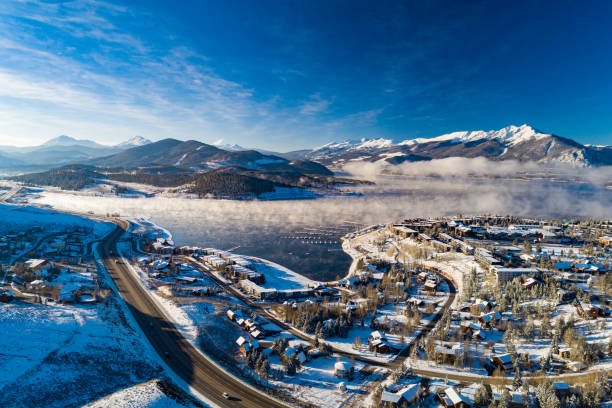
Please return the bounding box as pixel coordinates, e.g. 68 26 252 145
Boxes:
381 383 420 407
492 353 513 372
333 361 353 378
438 386 470 408
236 336 260 356
24 259 52 276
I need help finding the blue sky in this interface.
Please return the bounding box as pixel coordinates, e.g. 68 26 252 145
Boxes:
0 0 611 150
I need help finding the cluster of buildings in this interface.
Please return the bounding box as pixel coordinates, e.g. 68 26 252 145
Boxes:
368 330 392 354
0 230 36 258
227 308 282 350
417 271 441 293
11 257 99 303
0 226 92 262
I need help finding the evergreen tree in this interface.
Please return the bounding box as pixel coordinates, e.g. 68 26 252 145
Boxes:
512 366 523 391
498 388 511 408
540 314 552 338
474 382 492 407
540 354 551 372
286 360 296 376
535 382 560 408
551 333 560 355
524 318 535 341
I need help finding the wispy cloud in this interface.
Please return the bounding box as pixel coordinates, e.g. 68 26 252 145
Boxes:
0 0 277 145
0 0 396 149
298 93 332 115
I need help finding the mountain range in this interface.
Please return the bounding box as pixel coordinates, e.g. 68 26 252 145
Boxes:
10 139 349 199
89 138 332 175
281 125 612 168
6 125 611 198
0 135 152 169
1 125 610 173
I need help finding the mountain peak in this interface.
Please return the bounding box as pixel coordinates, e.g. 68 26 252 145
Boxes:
397 124 549 146
211 141 246 151
493 124 550 146
41 135 102 148
356 137 393 150
117 136 152 148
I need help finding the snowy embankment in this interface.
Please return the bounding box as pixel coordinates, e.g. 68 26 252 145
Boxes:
423 253 482 305
130 217 174 242
339 226 383 281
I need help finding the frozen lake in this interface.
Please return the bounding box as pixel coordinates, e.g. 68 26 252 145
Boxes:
29 174 612 281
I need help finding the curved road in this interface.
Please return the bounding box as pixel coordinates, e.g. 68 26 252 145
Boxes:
183 256 457 370
100 221 290 408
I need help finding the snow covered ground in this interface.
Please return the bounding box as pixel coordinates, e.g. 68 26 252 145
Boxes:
0 206 212 408
0 203 113 237
247 256 319 290
0 301 163 407
84 380 204 408
268 355 373 408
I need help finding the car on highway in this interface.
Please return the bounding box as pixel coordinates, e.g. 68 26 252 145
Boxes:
223 392 231 399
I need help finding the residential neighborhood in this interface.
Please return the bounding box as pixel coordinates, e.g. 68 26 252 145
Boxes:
2 204 612 407
107 215 612 407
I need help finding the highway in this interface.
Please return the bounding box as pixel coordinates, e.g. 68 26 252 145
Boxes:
99 221 290 408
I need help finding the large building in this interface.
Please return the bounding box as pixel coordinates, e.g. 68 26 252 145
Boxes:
239 279 277 300
599 236 612 247
494 267 541 284
391 225 418 239
474 248 502 268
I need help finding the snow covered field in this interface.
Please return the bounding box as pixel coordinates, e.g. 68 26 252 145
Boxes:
0 203 113 237
247 256 318 290
268 355 374 408
0 205 198 408
0 301 162 408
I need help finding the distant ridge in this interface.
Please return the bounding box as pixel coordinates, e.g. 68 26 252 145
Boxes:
91 138 331 174
0 135 151 169
41 135 106 149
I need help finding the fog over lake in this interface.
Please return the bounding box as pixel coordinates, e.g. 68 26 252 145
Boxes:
32 174 612 281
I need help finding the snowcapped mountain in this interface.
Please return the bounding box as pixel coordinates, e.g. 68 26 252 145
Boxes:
116 136 151 148
211 142 247 151
294 125 612 167
398 124 550 147
41 135 151 149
